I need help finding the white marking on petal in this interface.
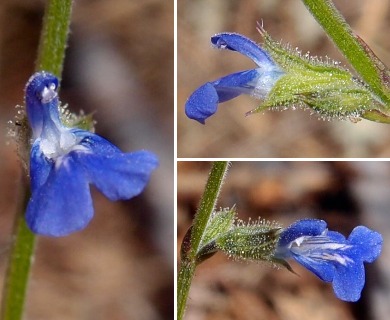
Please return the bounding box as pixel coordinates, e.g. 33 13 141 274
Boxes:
54 144 90 170
59 130 77 152
41 83 57 104
40 126 90 164
250 69 284 100
320 253 354 266
290 234 354 266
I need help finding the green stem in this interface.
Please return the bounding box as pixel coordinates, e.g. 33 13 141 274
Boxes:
177 161 229 320
301 0 390 106
1 0 73 319
177 262 196 320
1 179 35 320
36 0 73 77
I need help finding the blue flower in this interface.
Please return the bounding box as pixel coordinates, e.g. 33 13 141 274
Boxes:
24 71 158 237
274 219 382 302
185 32 284 124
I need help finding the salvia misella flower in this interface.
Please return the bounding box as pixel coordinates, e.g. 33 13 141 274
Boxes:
24 71 158 237
185 32 284 124
185 28 385 124
274 219 382 302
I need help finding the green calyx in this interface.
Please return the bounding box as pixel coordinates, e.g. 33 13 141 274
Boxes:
60 104 96 132
249 29 388 122
215 219 281 262
192 208 282 265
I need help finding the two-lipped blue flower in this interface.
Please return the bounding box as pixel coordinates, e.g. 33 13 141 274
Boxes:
274 219 382 302
185 32 284 124
24 71 158 237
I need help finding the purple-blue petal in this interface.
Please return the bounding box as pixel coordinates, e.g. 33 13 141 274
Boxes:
292 252 335 282
26 155 93 237
185 69 259 124
69 132 158 201
278 219 327 247
71 129 121 155
326 230 347 243
348 226 383 263
211 33 275 69
214 69 260 101
74 146 159 201
185 83 219 124
332 257 365 302
25 72 59 138
29 140 53 192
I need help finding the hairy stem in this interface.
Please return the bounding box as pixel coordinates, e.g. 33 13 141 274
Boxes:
1 1 73 319
177 161 229 320
36 0 73 77
1 179 34 320
301 0 390 106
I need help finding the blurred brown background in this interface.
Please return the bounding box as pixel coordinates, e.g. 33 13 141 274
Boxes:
0 0 173 319
178 0 390 157
178 161 390 320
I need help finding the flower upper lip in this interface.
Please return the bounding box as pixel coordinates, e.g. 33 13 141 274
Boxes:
211 32 276 69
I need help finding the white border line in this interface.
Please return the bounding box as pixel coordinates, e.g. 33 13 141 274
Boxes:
174 0 178 318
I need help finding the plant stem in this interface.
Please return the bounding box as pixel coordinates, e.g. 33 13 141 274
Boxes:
1 0 73 319
301 0 390 106
1 179 34 320
177 161 229 320
36 0 73 77
177 262 196 320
